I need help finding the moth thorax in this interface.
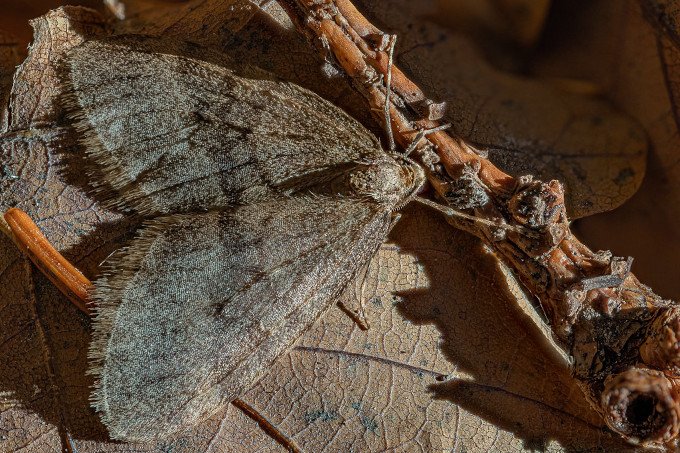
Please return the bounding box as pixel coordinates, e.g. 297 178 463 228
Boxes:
349 158 415 206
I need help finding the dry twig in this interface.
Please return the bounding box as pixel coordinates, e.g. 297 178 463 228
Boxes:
276 0 680 445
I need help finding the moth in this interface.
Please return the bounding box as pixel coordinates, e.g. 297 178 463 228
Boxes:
59 35 426 441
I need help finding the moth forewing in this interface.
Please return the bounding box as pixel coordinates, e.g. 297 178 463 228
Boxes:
61 34 426 441
61 35 387 216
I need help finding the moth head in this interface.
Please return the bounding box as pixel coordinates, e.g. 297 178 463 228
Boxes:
348 155 425 208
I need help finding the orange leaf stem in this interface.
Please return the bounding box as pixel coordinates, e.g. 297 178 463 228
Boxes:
4 208 92 316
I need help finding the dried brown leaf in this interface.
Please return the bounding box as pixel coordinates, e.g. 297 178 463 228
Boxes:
0 31 20 132
0 0 664 452
219 206 637 452
432 0 551 47
531 0 680 300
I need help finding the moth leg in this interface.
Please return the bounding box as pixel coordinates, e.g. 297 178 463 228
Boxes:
231 399 303 453
414 196 536 236
388 212 402 234
401 123 451 157
336 300 370 330
337 214 401 331
372 32 449 158
336 256 376 331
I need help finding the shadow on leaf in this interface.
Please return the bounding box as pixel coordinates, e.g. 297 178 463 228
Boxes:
390 203 636 452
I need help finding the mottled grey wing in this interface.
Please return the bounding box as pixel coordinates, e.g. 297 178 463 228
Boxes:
89 196 391 441
61 35 384 215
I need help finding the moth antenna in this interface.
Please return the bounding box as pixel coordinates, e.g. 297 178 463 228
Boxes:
384 34 396 152
414 196 539 237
